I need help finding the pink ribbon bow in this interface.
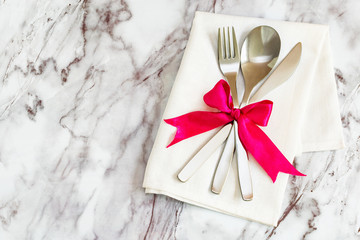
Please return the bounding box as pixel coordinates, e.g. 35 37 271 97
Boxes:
165 80 305 182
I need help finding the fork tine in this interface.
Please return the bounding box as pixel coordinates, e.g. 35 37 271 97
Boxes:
218 28 222 60
223 27 227 59
227 27 231 58
232 26 238 58
219 26 238 60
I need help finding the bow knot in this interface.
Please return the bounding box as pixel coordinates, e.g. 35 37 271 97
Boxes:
230 108 241 119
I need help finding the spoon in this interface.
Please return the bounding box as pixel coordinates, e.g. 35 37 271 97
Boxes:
212 26 280 200
240 26 281 105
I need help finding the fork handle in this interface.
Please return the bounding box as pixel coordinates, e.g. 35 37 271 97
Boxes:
212 124 235 194
225 72 239 107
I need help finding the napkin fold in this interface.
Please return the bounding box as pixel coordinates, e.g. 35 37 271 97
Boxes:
142 12 344 226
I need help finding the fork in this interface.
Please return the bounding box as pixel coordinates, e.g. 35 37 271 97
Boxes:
211 27 241 194
177 27 250 199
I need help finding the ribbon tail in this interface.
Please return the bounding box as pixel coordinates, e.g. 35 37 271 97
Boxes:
238 117 306 183
165 111 233 147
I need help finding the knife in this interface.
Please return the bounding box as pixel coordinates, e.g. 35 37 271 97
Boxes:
250 42 302 102
234 42 302 200
177 42 303 188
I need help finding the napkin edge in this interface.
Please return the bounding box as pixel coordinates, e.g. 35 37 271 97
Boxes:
195 11 331 29
143 187 279 227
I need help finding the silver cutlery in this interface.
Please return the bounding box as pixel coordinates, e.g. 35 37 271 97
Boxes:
213 26 281 200
178 30 302 201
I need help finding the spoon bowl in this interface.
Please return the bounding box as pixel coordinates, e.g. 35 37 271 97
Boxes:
240 26 281 105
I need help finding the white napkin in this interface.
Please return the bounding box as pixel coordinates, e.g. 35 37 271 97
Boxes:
142 12 344 226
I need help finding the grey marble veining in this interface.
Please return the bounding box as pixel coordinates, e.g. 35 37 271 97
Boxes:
0 0 359 239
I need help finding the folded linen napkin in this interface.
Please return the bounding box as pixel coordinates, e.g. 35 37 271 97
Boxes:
142 11 344 226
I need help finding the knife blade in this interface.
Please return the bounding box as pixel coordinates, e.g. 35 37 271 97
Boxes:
250 42 302 102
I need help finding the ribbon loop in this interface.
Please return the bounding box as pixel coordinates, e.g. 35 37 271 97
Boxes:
203 80 233 113
240 100 273 126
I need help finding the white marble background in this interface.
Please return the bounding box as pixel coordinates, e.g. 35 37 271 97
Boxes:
0 0 359 239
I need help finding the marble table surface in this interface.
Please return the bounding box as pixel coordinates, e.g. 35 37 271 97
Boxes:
0 0 359 239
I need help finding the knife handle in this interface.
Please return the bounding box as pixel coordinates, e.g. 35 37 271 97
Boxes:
233 121 253 200
212 124 235 194
178 124 232 182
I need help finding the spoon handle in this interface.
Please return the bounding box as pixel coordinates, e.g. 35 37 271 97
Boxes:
233 121 253 200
